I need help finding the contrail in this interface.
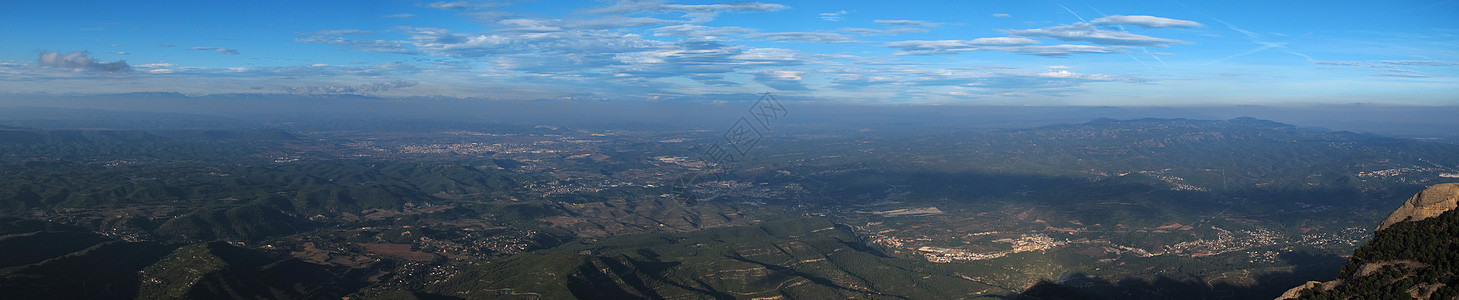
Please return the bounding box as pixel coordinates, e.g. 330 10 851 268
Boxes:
1206 18 1314 64
1057 3 1087 22
1208 43 1279 65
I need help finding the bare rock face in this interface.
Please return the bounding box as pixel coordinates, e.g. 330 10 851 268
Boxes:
1276 281 1326 300
1377 183 1459 231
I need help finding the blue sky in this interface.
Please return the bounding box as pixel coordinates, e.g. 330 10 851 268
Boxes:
1 0 1456 105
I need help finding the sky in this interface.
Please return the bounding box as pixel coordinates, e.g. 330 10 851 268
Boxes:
1 0 1456 105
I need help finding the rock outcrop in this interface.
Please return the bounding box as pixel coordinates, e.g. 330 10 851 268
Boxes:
1278 182 1459 299
1376 183 1459 231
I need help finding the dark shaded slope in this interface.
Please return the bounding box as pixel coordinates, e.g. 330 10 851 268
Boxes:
422 217 993 300
154 204 311 243
138 242 366 300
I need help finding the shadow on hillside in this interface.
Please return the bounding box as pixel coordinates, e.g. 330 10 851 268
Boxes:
997 251 1347 300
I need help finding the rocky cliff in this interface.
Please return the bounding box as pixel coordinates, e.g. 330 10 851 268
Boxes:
1377 183 1459 231
1279 182 1459 299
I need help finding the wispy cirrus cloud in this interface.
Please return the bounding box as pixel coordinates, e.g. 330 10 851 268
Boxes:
1001 44 1128 56
586 0 786 22
843 19 940 36
141 63 422 79
566 16 684 29
888 37 1039 52
1308 60 1364 66
887 37 1124 56
1308 59 1459 68
749 32 858 43
295 29 419 54
312 29 370 36
819 10 848 21
883 14 1196 56
1374 69 1441 78
650 24 754 40
824 65 1134 98
1380 60 1459 67
190 47 239 55
842 27 926 36
1306 59 1457 78
830 73 898 89
296 36 418 54
424 1 501 11
406 27 664 58
288 80 419 95
608 41 805 89
873 20 940 27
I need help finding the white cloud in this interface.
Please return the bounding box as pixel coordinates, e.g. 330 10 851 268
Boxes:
751 70 808 90
496 18 564 32
992 13 1011 18
1090 15 1202 29
37 51 130 72
384 13 416 18
1003 23 1186 47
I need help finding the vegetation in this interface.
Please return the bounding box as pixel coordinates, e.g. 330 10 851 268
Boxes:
1295 208 1459 299
0 114 1455 299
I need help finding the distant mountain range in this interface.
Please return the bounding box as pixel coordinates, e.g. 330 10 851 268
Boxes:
4 96 1458 141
